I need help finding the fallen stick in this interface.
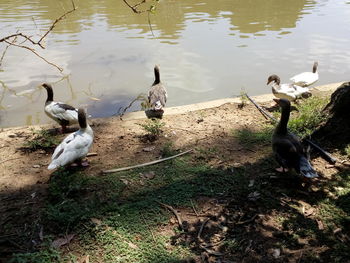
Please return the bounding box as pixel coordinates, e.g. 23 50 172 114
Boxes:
103 149 192 173
157 201 183 230
197 218 210 240
245 93 337 164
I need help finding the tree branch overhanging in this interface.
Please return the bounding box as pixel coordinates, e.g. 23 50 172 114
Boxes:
0 0 77 72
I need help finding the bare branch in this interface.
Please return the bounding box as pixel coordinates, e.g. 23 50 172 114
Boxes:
0 0 77 72
37 0 77 44
0 35 18 67
3 40 63 72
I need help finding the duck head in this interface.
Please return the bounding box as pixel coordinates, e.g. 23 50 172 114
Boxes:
267 75 281 85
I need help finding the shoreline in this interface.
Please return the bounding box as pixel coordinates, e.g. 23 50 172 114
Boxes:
0 81 343 131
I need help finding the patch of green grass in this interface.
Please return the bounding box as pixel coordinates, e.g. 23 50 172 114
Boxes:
9 245 60 263
233 126 274 146
238 88 247 109
288 96 329 137
23 128 60 151
138 119 165 139
15 158 247 263
160 141 177 157
344 145 350 157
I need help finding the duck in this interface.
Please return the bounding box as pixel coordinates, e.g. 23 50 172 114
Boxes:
42 83 78 133
48 108 94 170
267 74 312 102
290 61 319 87
272 98 318 178
145 65 167 119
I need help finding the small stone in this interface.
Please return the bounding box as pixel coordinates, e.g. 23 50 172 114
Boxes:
142 171 156 180
248 179 255 187
142 146 156 152
33 165 40 168
272 248 280 258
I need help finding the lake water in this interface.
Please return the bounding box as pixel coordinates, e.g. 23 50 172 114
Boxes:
0 0 349 127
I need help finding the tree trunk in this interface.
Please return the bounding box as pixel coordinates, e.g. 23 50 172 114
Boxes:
312 82 350 149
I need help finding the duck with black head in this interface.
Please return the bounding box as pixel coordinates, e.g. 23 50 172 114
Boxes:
42 83 78 133
145 65 167 119
48 108 94 170
272 98 318 178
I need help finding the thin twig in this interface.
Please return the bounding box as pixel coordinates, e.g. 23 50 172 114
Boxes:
157 201 183 230
117 94 147 120
0 34 18 67
245 93 276 121
197 218 210 240
236 214 258 225
190 199 199 217
0 0 76 72
37 0 77 44
4 40 63 72
103 149 192 173
123 0 147 13
147 11 155 37
245 93 337 164
0 157 22 165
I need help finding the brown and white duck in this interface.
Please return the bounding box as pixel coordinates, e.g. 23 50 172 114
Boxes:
272 98 318 178
267 74 312 102
42 83 78 133
146 65 167 119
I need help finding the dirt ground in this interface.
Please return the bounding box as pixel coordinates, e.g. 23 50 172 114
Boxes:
1 89 349 262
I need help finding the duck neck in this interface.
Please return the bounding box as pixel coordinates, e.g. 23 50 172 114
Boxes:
78 110 87 129
46 87 53 103
276 104 290 135
313 63 318 73
153 67 160 85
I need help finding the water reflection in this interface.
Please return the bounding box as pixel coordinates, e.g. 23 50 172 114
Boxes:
1 0 350 127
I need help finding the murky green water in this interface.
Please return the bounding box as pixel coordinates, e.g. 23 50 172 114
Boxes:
0 0 349 127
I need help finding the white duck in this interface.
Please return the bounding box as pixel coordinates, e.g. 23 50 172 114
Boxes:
290 62 319 87
267 75 312 101
146 65 167 119
42 83 78 133
48 108 94 170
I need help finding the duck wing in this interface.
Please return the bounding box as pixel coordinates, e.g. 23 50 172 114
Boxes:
273 136 300 169
45 102 78 124
290 72 318 87
48 131 93 169
148 84 167 109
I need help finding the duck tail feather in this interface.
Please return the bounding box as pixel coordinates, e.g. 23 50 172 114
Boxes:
299 156 318 178
153 101 163 110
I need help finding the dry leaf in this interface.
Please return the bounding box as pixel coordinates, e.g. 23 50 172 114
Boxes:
52 234 75 249
89 97 100 101
127 241 139 249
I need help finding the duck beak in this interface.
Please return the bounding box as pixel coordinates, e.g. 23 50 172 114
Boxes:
273 98 280 104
